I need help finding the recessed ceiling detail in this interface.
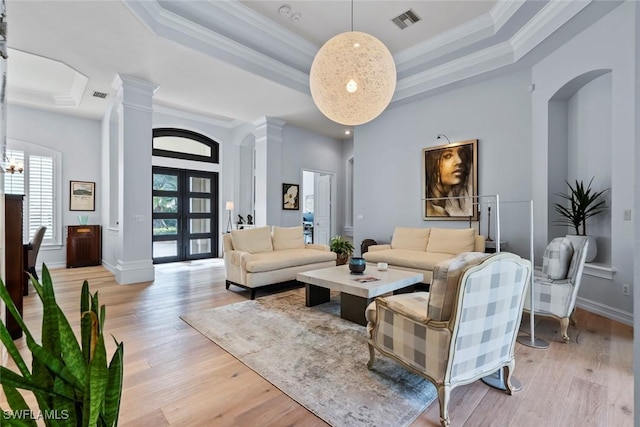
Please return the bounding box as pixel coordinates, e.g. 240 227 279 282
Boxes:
392 10 421 30
7 48 88 108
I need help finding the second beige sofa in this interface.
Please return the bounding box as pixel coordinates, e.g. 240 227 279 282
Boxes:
362 227 485 283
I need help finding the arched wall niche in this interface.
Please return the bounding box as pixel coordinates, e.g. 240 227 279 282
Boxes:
547 68 612 265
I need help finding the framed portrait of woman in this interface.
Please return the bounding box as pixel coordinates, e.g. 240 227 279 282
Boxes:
422 139 478 221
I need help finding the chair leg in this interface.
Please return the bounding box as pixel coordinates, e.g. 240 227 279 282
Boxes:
560 317 570 342
250 289 256 300
503 362 516 395
569 309 578 327
367 343 376 370
437 385 451 427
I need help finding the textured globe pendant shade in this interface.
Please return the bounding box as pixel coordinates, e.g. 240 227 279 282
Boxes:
310 31 396 126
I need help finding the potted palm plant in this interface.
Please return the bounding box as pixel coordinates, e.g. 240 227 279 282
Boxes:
329 235 355 265
553 177 608 262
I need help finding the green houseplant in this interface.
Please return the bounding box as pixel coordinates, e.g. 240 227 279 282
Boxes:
329 235 355 265
0 265 124 426
553 177 608 262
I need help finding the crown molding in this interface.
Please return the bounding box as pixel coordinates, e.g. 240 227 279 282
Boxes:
153 103 244 129
510 0 592 61
122 0 311 94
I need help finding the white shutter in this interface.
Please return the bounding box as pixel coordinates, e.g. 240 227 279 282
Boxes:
28 154 54 240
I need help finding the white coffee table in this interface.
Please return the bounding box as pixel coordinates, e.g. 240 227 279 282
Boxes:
296 264 424 326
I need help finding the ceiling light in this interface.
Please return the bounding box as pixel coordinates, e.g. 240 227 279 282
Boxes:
345 130 351 135
309 3 396 126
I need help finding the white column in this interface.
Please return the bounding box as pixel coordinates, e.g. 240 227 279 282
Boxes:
253 117 285 227
112 74 158 284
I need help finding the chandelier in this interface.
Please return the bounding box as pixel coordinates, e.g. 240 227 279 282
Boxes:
5 157 24 174
309 3 396 126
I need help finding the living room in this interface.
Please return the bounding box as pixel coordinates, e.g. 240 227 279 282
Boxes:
0 0 638 426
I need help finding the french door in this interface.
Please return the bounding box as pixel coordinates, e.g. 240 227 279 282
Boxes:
152 167 218 263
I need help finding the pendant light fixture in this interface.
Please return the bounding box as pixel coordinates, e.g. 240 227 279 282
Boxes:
309 0 396 126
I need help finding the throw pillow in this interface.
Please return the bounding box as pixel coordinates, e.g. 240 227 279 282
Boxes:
231 226 273 254
541 237 574 280
427 252 488 322
272 226 305 250
390 227 430 251
426 228 476 255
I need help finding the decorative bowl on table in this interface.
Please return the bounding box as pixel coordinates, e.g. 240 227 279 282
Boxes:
348 257 366 274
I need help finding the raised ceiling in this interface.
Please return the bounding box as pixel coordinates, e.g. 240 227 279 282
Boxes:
5 0 619 139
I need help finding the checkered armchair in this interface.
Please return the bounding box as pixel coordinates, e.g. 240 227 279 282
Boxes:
366 252 531 427
523 238 589 342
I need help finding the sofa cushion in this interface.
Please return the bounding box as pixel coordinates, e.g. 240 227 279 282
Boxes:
427 252 488 322
231 226 273 254
391 227 430 251
426 228 476 255
272 226 305 250
363 248 452 272
541 237 574 280
244 248 336 273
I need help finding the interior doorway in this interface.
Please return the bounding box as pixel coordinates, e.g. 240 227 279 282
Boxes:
152 166 219 263
302 170 335 246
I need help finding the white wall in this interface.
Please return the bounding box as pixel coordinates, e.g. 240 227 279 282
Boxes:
7 105 102 268
532 1 635 320
354 69 533 258
279 124 344 231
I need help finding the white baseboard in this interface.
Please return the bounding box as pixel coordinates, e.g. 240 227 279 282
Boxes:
576 296 633 326
41 261 66 270
115 259 155 285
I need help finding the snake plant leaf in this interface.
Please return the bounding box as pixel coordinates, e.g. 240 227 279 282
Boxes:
0 321 31 379
1 385 37 427
40 267 62 357
91 292 101 333
27 339 84 392
86 335 109 427
101 339 124 427
100 304 106 333
56 305 88 393
0 367 71 400
51 377 78 426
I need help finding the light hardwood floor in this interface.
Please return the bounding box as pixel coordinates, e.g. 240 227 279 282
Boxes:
2 260 634 426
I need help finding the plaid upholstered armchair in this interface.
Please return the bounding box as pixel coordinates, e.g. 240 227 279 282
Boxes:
523 238 589 342
366 252 531 427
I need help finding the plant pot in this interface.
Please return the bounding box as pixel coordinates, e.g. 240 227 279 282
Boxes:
565 235 597 263
336 253 349 265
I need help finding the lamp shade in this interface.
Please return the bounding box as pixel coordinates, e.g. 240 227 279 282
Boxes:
225 201 234 211
310 31 396 126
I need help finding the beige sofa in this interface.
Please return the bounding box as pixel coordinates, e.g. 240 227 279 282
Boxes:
362 227 485 283
223 226 337 299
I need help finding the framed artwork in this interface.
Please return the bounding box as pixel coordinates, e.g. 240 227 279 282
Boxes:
70 181 96 211
282 183 299 210
422 139 478 221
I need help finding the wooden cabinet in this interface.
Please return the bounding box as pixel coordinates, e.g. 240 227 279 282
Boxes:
5 194 25 339
67 225 101 268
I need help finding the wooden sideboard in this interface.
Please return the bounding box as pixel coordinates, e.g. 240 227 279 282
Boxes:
5 194 25 339
67 225 101 268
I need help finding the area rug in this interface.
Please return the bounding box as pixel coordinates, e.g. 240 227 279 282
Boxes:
181 290 437 427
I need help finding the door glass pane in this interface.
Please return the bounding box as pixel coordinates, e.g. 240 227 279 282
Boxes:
190 177 211 193
190 218 210 234
153 240 177 258
190 238 211 255
153 174 178 191
153 219 177 236
153 196 178 213
190 198 211 213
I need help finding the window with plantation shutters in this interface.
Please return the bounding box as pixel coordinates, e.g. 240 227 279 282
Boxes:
5 141 61 245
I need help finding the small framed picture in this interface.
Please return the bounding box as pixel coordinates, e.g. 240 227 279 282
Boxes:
282 183 299 210
70 181 96 211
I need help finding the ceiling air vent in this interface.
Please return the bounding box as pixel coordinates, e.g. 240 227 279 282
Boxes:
392 9 421 30
92 91 108 99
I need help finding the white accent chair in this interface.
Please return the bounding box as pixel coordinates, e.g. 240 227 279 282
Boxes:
366 252 531 427
523 238 589 342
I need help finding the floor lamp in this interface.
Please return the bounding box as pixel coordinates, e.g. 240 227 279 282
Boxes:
225 201 234 233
